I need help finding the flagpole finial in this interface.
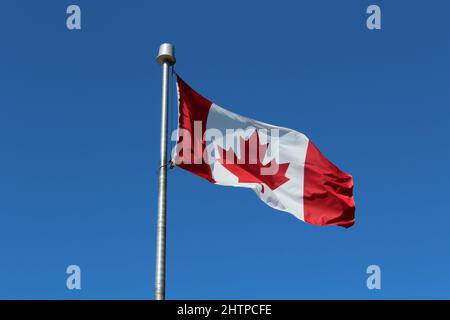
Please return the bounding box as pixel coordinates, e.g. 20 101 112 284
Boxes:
156 43 176 65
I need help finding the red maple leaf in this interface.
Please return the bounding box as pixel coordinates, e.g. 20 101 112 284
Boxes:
217 130 290 193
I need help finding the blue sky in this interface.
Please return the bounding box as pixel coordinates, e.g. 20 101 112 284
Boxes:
1 1 449 299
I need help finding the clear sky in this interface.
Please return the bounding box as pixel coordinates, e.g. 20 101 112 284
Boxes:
1 1 449 299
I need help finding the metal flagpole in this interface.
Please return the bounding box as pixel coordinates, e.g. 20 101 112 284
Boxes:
155 43 176 300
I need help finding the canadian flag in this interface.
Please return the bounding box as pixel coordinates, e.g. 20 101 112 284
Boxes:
173 75 355 228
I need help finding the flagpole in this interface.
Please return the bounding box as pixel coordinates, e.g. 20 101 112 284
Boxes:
155 43 176 300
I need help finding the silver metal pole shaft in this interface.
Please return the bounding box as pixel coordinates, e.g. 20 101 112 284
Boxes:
155 43 176 300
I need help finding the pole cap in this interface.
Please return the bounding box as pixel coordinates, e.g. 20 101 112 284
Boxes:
156 43 176 65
